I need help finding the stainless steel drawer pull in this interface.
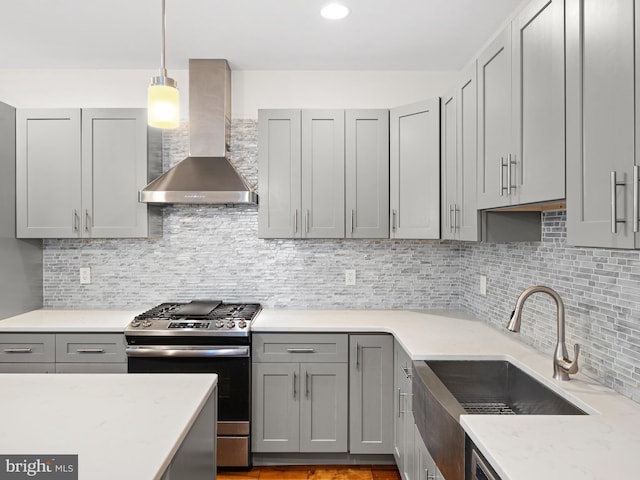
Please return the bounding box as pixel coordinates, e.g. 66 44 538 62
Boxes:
610 171 626 234
401 366 412 379
3 348 33 354
84 209 90 232
350 209 355 234
305 371 310 398
73 210 79 232
397 387 402 417
76 348 105 353
286 348 315 353
392 209 397 232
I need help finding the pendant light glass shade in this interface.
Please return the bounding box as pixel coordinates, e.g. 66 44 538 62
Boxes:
148 79 179 129
148 0 179 129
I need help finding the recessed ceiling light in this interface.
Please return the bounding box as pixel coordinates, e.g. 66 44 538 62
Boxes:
321 3 350 20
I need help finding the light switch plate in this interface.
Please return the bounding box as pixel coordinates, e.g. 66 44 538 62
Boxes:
345 269 356 286
480 275 487 296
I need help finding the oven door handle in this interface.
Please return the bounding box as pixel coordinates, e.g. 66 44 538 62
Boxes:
126 346 250 358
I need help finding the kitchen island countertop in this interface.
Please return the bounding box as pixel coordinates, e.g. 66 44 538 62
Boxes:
252 308 640 480
0 373 217 480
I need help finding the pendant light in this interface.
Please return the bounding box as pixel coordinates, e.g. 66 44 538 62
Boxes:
148 0 179 129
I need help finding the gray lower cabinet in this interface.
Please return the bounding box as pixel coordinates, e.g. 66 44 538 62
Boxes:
252 333 349 453
0 332 126 373
16 108 161 239
394 341 414 479
477 0 565 209
349 334 394 454
415 424 443 480
390 99 441 239
566 0 639 248
258 109 389 239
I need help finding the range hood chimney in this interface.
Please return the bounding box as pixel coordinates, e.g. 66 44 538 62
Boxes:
140 59 258 205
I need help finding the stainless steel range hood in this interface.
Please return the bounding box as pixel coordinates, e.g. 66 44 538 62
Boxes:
140 59 258 205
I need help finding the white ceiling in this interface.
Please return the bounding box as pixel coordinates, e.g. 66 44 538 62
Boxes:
1 0 523 71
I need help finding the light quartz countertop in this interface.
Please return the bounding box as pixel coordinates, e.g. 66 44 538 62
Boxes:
252 308 640 480
0 308 146 332
0 373 217 480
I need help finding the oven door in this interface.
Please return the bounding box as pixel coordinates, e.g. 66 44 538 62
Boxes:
126 345 250 423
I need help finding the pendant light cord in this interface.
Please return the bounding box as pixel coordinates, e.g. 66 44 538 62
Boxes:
160 0 168 78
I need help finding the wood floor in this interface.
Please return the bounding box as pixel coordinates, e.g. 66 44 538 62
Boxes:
217 465 401 480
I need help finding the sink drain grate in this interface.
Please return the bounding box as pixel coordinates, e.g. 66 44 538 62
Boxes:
461 402 516 415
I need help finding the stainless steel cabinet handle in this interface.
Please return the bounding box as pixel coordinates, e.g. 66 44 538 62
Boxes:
356 343 361 370
399 392 408 414
449 204 455 233
293 371 297 399
76 348 105 354
350 209 355 234
305 371 310 398
402 366 412 379
3 348 32 353
286 348 315 353
84 209 90 233
634 166 639 234
508 153 516 195
305 209 310 233
73 209 79 232
426 470 436 480
397 387 402 417
392 209 397 232
454 204 459 232
294 209 298 234
500 157 507 196
610 171 626 234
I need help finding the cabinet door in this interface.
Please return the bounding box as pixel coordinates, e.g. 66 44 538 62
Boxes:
457 62 480 242
393 342 411 470
252 362 299 452
82 109 151 238
477 26 513 209
566 0 636 248
441 90 458 240
299 363 348 453
349 334 394 454
258 110 302 238
415 424 439 480
403 409 416 480
301 110 345 238
16 109 81 238
345 110 390 238
390 99 441 239
513 0 565 205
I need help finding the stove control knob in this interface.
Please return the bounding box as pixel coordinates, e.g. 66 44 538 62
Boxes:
238 320 247 329
214 320 225 329
226 320 236 329
130 320 141 328
142 320 153 328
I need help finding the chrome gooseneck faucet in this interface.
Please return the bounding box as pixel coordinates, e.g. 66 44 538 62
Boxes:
507 285 580 381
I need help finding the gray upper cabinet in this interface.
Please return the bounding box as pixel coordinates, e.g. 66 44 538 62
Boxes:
345 110 390 238
16 108 161 239
478 0 565 210
390 99 441 239
259 108 389 239
512 0 565 205
566 0 638 248
302 110 345 239
258 109 302 238
477 26 512 210
441 62 480 243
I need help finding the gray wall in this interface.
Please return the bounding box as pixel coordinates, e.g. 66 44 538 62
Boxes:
42 120 640 403
0 101 43 320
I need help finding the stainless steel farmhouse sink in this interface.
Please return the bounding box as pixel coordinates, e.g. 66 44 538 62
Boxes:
412 360 586 480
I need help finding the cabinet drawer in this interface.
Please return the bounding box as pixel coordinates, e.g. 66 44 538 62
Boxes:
0 363 55 373
55 363 127 373
55 333 126 363
252 334 348 363
0 334 55 363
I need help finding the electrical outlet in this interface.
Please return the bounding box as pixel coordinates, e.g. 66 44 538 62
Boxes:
79 267 91 285
345 269 356 286
480 275 487 296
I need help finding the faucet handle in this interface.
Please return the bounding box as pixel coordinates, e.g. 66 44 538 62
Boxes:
560 343 580 375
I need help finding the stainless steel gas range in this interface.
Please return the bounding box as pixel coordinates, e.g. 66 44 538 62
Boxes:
124 300 261 468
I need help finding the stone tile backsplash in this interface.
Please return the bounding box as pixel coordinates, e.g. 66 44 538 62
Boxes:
43 120 640 403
